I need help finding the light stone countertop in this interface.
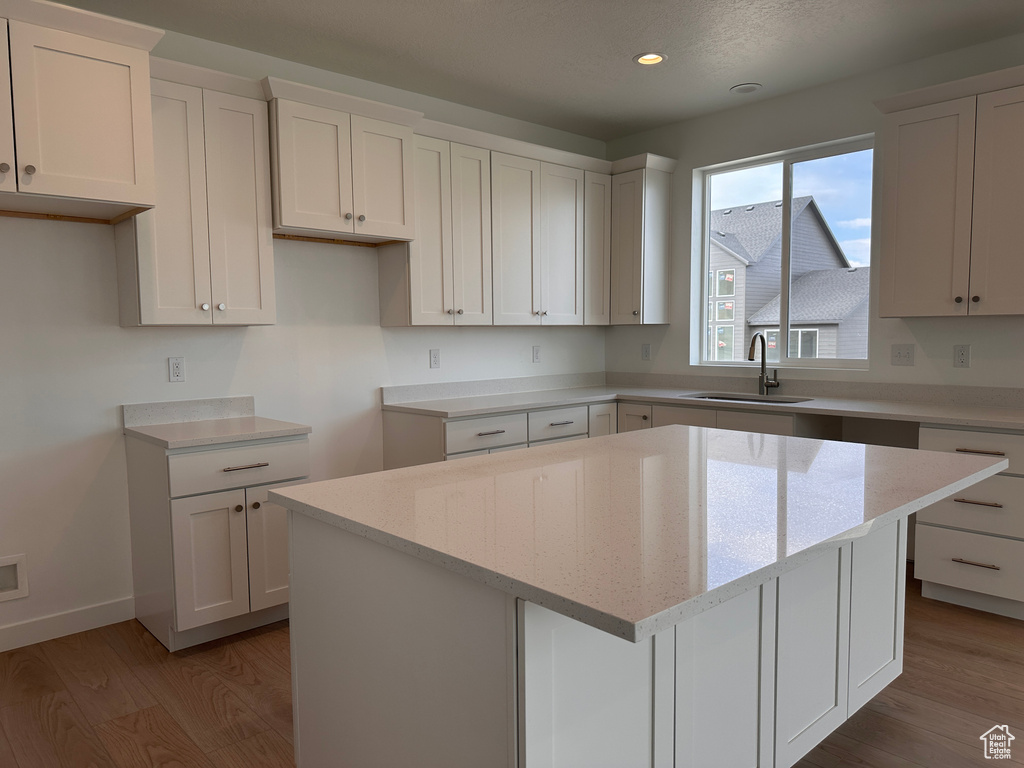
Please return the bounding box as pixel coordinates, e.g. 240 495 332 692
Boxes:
124 416 312 449
271 426 1005 641
381 385 1024 430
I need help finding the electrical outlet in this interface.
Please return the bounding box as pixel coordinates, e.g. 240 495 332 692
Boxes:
532 345 541 364
641 343 651 361
953 344 971 368
890 344 915 367
429 349 441 369
168 356 186 382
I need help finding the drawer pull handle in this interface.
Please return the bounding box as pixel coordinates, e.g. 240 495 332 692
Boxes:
955 448 1006 457
222 462 270 472
953 498 1004 508
477 430 506 437
952 557 1000 570
549 420 574 426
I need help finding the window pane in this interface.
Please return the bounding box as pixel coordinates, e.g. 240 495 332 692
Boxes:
716 326 734 361
788 149 872 360
717 270 735 297
716 301 735 321
766 330 780 363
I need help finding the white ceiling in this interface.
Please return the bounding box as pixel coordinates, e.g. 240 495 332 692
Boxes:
60 0 1024 140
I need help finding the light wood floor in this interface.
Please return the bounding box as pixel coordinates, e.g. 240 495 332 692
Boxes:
1 578 1021 767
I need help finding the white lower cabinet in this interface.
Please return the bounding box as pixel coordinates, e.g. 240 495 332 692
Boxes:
618 403 652 432
588 403 617 437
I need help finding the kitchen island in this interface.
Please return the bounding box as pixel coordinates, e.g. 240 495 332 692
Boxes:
271 426 1004 768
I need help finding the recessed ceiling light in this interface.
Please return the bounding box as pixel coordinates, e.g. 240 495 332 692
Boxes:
729 82 763 94
633 52 666 66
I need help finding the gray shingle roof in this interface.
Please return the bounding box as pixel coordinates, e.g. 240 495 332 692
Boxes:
709 197 813 264
748 267 870 325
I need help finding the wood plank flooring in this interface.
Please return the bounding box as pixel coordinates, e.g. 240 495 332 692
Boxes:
0 577 1020 767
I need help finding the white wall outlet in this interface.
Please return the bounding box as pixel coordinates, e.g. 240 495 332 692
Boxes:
168 356 186 382
641 343 652 361
890 344 915 367
953 344 971 368
429 349 441 369
532 345 541 363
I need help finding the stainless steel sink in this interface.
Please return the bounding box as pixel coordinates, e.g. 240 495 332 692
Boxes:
681 392 813 404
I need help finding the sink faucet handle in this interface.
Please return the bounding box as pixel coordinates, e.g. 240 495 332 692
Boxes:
767 369 781 388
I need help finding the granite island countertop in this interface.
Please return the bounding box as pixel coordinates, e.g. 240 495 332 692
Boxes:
381 384 1024 430
271 426 1004 641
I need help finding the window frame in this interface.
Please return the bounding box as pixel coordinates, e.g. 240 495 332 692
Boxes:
697 135 873 370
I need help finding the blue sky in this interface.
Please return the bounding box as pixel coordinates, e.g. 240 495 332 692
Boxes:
708 149 873 267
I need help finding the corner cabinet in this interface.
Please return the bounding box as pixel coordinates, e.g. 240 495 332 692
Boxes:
0 16 160 218
115 78 276 326
610 162 672 325
264 78 418 242
879 83 1024 316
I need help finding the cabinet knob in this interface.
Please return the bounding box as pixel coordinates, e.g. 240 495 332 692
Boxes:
201 303 210 311
252 501 261 510
345 213 353 220
217 303 226 311
447 309 454 314
632 310 639 316
541 310 548 316
234 504 244 513
954 296 963 303
24 164 36 175
358 214 366 222
972 295 980 303
457 309 464 314
0 162 9 173
642 414 648 420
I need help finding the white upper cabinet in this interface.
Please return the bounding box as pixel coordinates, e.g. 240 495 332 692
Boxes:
266 79 418 242
492 152 542 325
539 162 584 325
0 21 15 194
6 20 155 207
450 143 493 325
610 165 671 325
116 76 275 326
584 171 612 325
407 136 453 325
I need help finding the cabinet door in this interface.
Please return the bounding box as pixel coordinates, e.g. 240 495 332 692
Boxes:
491 152 541 325
451 143 493 325
351 115 415 239
540 163 584 325
969 85 1024 315
170 489 250 632
204 91 276 325
272 99 354 234
246 484 292 612
618 403 652 432
584 171 612 325
879 98 976 317
133 80 212 325
7 21 154 205
611 169 645 324
775 545 850 768
588 403 617 437
0 21 15 194
408 136 454 325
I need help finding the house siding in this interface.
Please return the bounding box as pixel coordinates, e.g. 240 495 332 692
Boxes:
837 298 870 359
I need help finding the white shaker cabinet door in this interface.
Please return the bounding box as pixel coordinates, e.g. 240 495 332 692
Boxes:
204 90 276 325
491 152 541 325
272 99 354 234
171 489 250 632
618 403 652 432
0 21 14 194
351 114 415 240
584 171 612 325
246 484 292 613
969 85 1024 316
408 136 454 325
540 162 584 325
133 79 212 325
451 143 493 325
610 169 644 324
588 403 617 437
7 20 155 205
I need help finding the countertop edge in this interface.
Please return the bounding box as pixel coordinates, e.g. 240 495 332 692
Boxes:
124 423 312 450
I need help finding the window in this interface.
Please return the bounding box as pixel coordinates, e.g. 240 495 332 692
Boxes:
699 137 873 368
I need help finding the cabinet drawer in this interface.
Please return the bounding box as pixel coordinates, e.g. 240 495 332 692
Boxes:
920 427 1024 474
445 413 528 455
917 475 1024 539
915 525 1024 602
528 406 588 442
168 438 310 498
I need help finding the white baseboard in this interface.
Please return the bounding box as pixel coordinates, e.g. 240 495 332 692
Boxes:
0 596 135 652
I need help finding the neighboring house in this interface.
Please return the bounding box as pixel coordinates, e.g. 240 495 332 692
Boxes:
707 196 868 361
